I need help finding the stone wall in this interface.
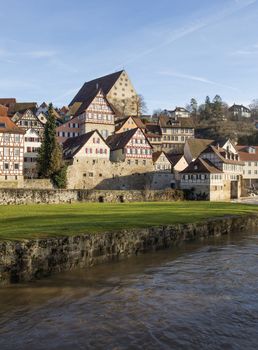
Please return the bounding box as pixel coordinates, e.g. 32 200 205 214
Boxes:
23 179 53 189
0 188 183 205
1 214 257 285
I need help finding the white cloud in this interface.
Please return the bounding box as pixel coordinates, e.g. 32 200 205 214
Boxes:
159 70 238 91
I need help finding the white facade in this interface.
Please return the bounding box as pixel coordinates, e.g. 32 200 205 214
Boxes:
24 129 41 178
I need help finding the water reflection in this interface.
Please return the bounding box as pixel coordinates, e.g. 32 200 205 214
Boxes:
1 232 258 350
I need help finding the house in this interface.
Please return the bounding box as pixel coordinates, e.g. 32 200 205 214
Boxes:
180 158 224 201
145 123 163 151
36 102 48 115
63 130 110 189
166 153 188 184
171 107 190 119
0 115 24 184
229 104 251 118
0 104 8 117
236 145 258 188
69 70 138 116
11 109 46 178
151 151 173 189
159 115 195 153
115 116 145 133
106 127 153 164
57 89 115 143
179 140 244 201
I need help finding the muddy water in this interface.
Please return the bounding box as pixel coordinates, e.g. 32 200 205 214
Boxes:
1 231 258 350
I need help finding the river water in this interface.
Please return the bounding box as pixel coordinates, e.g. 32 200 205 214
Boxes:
1 231 258 350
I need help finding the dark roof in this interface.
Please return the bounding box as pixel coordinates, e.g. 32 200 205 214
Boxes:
228 104 250 112
40 102 48 108
159 115 194 128
201 145 244 165
145 123 162 135
69 70 124 106
0 116 25 134
73 88 115 117
166 153 184 165
106 128 138 150
8 102 38 115
63 130 107 159
181 158 222 174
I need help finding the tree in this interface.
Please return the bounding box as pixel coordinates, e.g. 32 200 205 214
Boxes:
132 94 147 116
37 103 67 188
212 95 223 119
249 99 258 118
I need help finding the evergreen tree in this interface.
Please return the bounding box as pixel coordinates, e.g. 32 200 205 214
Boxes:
190 98 198 117
37 103 67 187
212 95 223 119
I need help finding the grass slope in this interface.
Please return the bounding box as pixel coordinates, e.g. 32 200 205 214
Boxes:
0 202 257 241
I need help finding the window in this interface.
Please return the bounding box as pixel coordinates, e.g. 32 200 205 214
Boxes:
14 148 20 157
89 172 93 177
4 148 9 157
14 163 19 170
4 163 9 170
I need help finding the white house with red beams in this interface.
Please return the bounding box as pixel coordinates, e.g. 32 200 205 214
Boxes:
106 127 153 165
57 89 115 143
0 116 24 183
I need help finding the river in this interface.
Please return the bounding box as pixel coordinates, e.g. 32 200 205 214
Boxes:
1 230 258 350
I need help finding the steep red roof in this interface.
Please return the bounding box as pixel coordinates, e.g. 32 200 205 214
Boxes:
0 116 24 134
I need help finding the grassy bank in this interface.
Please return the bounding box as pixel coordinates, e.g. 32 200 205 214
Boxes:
0 202 257 240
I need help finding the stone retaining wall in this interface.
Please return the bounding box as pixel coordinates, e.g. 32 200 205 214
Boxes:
1 214 257 285
0 188 183 205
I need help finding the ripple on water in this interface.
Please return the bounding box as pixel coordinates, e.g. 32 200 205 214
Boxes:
0 231 258 350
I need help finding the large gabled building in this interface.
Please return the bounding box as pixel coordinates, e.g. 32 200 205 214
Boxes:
57 89 115 142
69 70 138 117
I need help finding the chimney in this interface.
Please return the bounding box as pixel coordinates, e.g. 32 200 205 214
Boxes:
96 83 99 90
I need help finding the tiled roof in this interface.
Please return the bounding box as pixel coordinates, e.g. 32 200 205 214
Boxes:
0 116 25 134
8 102 38 115
186 138 214 159
202 145 244 165
145 123 162 135
166 153 184 165
63 130 107 159
69 70 124 106
106 128 138 150
159 115 194 128
236 145 258 161
0 104 8 117
181 158 223 174
0 98 16 106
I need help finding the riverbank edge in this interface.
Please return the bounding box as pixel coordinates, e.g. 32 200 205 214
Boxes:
1 214 258 285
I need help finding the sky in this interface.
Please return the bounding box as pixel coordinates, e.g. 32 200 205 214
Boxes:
0 0 258 112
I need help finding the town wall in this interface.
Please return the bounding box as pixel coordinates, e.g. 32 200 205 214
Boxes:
1 214 257 285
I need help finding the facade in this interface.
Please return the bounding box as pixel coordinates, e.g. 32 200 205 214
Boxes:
171 107 190 118
58 90 115 143
11 109 46 177
229 104 251 118
0 116 24 183
236 145 258 188
69 70 138 116
179 141 244 201
151 151 173 190
106 127 153 164
159 115 195 153
23 129 41 178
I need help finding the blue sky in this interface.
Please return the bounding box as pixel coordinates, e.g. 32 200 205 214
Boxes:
0 0 257 112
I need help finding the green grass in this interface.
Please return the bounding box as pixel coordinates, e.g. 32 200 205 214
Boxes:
0 202 257 241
